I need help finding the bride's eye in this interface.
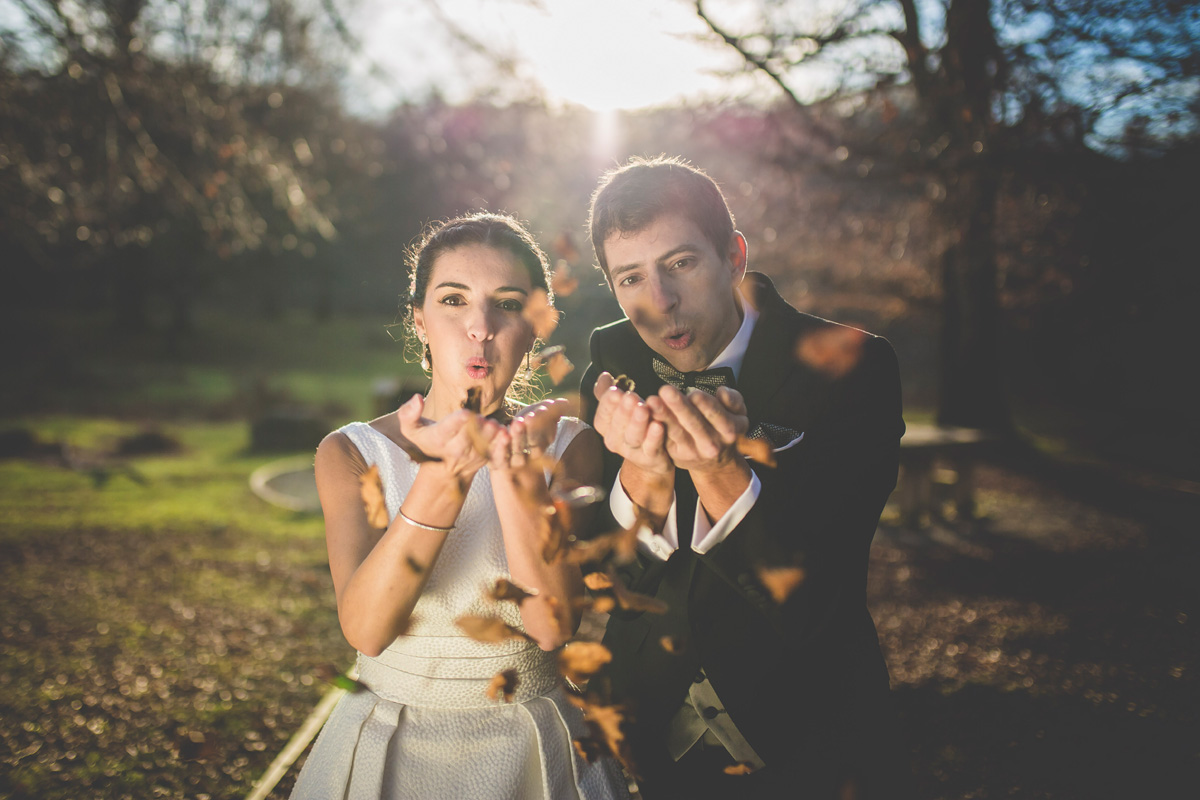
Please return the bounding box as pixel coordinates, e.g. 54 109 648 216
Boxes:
497 298 524 312
439 294 465 306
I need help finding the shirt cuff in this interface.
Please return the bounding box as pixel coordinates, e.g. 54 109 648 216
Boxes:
691 470 761 555
609 468 678 562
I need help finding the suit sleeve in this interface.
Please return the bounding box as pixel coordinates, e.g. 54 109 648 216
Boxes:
700 335 904 640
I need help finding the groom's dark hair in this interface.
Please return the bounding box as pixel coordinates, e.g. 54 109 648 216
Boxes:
588 155 736 282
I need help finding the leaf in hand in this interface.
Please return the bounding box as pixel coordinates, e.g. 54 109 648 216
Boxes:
756 566 807 604
736 435 777 468
613 374 636 393
359 465 389 529
487 578 538 604
557 641 613 685
523 288 560 340
455 615 533 644
486 668 520 703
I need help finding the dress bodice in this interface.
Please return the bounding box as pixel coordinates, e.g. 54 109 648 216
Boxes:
337 417 588 709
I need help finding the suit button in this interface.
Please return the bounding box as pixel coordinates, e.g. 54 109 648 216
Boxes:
702 706 721 720
693 672 706 684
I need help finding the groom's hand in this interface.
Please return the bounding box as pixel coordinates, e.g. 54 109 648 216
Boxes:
592 372 673 477
647 384 749 475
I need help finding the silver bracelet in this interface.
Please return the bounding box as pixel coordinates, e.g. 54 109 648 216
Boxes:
397 509 454 533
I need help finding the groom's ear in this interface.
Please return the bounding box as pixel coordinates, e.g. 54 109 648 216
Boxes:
727 230 748 279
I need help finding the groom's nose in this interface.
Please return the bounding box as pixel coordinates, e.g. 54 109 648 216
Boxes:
647 273 679 314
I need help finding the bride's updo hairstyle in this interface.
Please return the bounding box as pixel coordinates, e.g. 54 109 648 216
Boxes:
401 212 555 403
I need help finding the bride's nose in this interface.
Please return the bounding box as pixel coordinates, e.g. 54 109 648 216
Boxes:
465 306 495 341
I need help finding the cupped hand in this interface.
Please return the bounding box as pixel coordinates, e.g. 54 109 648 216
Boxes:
487 397 568 473
396 394 500 480
646 384 749 474
591 372 672 477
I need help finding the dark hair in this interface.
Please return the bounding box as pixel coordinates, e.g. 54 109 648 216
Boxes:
588 155 736 280
400 212 554 403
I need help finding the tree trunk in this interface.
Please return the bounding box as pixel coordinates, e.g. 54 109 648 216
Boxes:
936 164 1010 433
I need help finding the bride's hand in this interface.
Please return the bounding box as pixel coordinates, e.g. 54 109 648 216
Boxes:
487 398 568 474
396 394 500 480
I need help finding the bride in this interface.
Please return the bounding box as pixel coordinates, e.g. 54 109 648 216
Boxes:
291 213 628 799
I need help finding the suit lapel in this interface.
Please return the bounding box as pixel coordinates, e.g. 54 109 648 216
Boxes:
736 273 801 424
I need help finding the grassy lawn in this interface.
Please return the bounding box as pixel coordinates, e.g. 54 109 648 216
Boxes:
0 417 350 799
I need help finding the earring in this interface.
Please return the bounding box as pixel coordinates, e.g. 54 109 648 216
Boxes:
525 350 533 375
421 343 431 372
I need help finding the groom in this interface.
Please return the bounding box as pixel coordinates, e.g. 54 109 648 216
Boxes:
580 156 908 799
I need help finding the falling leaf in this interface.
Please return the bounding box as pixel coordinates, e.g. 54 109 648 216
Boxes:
530 345 575 386
564 525 639 566
611 576 668 615
724 762 756 776
583 572 613 591
795 326 866 378
572 594 616 614
487 578 538 604
568 695 636 777
557 641 613 685
486 669 520 703
756 566 807 604
455 615 533 644
659 635 687 655
552 263 580 297
405 556 426 574
552 231 581 265
358 465 389 529
736 435 777 468
573 736 607 763
175 729 219 762
613 374 636 393
523 288 560 340
314 664 368 693
461 386 482 413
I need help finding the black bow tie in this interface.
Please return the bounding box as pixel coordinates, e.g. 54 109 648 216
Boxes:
652 357 735 394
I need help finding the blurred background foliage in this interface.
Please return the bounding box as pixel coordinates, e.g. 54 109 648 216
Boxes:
2 2 1199 798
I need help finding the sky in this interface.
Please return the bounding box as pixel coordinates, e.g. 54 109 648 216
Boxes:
347 0 773 114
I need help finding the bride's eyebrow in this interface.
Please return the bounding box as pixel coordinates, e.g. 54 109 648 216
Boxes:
432 282 527 295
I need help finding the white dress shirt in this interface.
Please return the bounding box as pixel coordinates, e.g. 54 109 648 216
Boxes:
608 299 762 560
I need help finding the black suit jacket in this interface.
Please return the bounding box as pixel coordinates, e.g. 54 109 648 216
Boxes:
580 272 906 796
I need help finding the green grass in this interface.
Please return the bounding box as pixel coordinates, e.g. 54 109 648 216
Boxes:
0 417 348 800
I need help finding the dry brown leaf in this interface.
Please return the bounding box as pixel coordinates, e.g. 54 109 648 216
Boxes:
736 435 777 468
569 697 637 778
572 594 616 614
486 668 520 703
724 762 756 776
523 288 560 340
404 556 426 574
551 265 580 298
564 525 639 566
583 572 613 591
487 578 538 604
611 577 669 615
573 736 606 763
557 641 613 685
461 386 482 413
314 664 368 693
659 635 687 655
756 566 807 604
455 614 533 644
546 350 575 385
359 465 389 529
613 374 636 393
795 326 867 378
551 232 582 264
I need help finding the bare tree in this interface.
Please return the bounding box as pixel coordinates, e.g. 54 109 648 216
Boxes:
693 0 1199 431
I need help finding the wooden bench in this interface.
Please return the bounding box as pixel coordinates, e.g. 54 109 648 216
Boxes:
896 424 994 527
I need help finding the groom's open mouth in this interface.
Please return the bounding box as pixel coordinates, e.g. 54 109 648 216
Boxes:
663 328 694 350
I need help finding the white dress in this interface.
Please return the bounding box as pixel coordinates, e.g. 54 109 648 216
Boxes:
290 418 628 800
